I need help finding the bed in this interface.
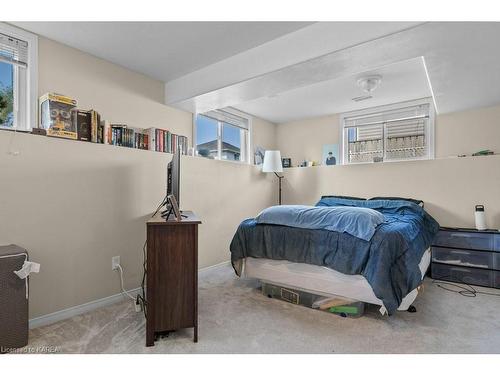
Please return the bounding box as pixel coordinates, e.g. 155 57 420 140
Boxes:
230 196 440 315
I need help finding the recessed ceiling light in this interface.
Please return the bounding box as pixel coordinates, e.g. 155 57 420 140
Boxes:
356 75 382 93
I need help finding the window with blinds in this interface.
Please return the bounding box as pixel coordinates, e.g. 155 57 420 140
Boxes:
0 23 37 132
342 101 434 164
0 32 29 67
195 108 251 163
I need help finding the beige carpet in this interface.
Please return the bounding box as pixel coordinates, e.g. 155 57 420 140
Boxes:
27 263 500 354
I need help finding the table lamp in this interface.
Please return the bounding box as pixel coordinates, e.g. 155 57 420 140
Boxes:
262 150 284 205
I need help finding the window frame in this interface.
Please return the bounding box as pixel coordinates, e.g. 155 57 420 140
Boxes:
0 22 38 132
339 98 435 165
193 107 252 164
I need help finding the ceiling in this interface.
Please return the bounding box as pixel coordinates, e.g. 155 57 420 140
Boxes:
13 21 313 81
12 22 500 123
165 22 500 122
234 57 432 123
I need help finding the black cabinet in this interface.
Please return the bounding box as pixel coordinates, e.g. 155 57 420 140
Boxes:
431 227 500 289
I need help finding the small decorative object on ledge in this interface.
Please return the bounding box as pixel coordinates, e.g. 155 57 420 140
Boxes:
282 158 291 168
322 144 339 166
254 146 266 165
39 93 78 140
31 128 46 136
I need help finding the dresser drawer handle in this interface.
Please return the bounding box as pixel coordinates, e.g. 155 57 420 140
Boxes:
450 250 470 255
450 267 471 272
450 233 474 238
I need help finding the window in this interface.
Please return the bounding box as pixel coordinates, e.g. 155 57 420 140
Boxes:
0 23 37 132
341 99 435 164
194 108 250 163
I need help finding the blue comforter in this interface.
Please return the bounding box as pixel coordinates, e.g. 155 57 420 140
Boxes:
256 205 384 241
230 198 440 314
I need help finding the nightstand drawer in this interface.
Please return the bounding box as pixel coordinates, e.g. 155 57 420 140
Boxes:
432 247 494 269
494 253 500 271
433 231 494 251
431 263 495 288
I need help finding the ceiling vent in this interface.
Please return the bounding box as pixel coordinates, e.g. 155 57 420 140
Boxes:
351 95 373 102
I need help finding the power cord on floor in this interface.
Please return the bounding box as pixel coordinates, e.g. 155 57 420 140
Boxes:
138 239 148 319
115 264 136 301
432 276 500 298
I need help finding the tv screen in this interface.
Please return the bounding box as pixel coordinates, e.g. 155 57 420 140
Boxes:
167 149 181 210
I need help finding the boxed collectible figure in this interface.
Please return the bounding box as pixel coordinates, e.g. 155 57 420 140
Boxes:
39 93 78 139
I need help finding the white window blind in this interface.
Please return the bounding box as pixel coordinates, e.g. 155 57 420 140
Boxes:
343 102 433 164
202 109 249 130
0 32 29 68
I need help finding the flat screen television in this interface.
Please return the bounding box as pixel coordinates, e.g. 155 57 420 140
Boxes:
167 149 181 210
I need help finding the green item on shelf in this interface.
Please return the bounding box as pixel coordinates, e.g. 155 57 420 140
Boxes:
329 305 359 315
472 149 494 156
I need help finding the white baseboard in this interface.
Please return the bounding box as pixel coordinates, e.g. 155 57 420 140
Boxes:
199 260 231 273
29 261 231 329
29 288 141 329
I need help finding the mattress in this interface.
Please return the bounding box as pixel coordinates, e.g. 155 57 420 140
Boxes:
242 248 431 312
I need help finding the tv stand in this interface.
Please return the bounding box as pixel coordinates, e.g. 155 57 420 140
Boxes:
146 211 201 346
160 207 188 220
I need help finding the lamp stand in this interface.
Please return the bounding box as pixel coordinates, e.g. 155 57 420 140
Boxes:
274 172 284 205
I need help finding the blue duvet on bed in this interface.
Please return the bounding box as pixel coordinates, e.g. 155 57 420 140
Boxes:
256 205 384 241
230 197 440 314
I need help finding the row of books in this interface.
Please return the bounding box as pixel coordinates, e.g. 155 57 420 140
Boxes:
145 128 188 155
63 112 186 154
108 124 149 150
38 93 189 154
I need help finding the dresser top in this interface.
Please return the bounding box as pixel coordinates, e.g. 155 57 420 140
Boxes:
440 226 499 234
147 210 201 226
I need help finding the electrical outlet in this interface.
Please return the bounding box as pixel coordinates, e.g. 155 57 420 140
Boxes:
111 256 120 270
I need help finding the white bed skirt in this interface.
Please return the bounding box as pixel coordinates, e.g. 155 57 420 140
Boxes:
241 249 431 312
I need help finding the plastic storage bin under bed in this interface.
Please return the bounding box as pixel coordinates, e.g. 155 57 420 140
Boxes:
261 281 365 318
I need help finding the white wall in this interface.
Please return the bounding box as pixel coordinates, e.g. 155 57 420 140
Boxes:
0 37 277 318
276 103 500 165
281 155 500 230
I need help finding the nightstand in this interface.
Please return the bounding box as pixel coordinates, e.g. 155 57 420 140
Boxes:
431 227 500 289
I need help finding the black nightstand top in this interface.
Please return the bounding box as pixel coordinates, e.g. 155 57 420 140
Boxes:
440 226 499 234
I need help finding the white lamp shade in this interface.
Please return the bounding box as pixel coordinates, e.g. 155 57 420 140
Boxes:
262 150 283 173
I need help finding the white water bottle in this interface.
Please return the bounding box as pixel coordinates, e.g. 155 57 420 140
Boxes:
475 205 487 231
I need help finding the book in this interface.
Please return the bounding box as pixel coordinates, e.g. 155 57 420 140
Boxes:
89 109 102 143
145 128 156 151
110 124 126 146
102 120 111 144
74 110 91 142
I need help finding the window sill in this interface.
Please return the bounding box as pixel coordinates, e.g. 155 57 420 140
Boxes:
194 154 251 166
0 126 31 133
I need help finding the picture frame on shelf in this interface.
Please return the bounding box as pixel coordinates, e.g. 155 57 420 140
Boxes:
322 144 339 166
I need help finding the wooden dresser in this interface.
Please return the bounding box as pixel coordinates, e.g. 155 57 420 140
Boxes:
146 211 201 346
